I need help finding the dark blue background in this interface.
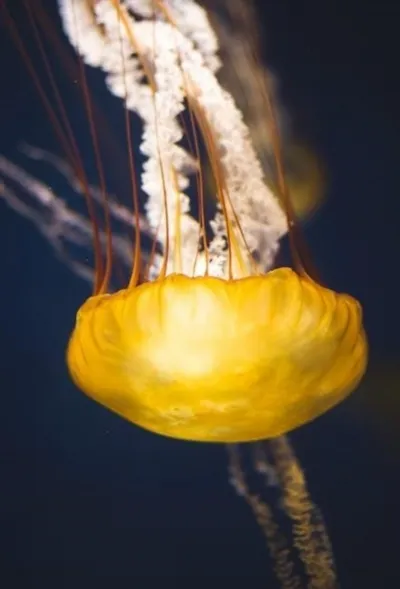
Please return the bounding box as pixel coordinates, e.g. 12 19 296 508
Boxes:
1 1 399 587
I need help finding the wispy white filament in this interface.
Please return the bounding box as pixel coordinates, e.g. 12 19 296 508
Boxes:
58 0 287 277
1 0 287 280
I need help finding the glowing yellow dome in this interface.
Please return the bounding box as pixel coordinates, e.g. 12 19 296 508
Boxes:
67 268 367 442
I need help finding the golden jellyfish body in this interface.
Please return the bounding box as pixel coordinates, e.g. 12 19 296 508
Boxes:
68 268 367 442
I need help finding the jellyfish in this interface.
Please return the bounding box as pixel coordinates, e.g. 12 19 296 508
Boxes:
58 0 367 443
1 1 368 587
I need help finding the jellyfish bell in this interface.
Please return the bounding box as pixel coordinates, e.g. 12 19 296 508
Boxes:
67 266 367 442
